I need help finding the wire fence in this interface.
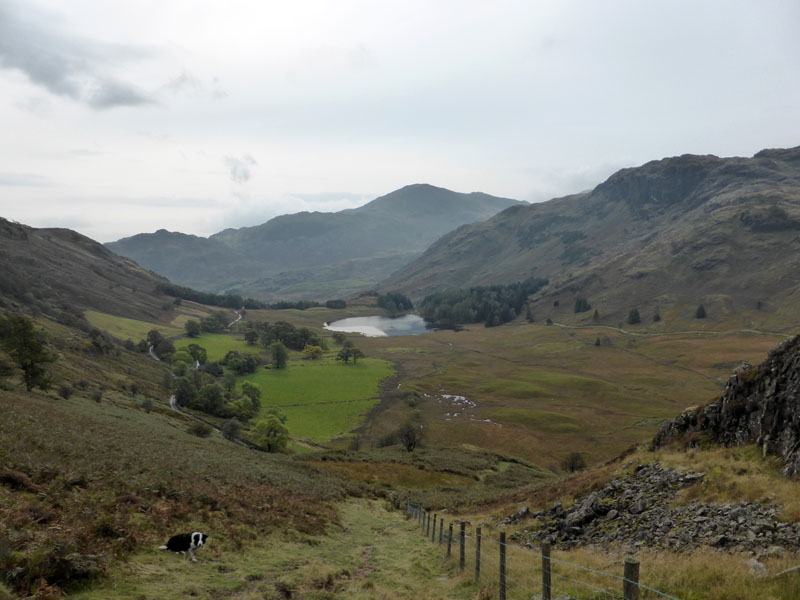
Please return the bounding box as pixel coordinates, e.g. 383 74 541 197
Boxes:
407 502 683 600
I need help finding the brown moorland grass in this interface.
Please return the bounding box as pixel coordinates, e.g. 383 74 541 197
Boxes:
348 318 785 467
0 389 352 597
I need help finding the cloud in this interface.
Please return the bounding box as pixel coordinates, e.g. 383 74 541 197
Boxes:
224 155 257 184
0 172 50 186
0 0 154 109
161 70 227 100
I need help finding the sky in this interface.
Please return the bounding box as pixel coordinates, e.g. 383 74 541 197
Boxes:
1 0 799 243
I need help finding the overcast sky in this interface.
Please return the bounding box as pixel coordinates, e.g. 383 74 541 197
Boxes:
1 0 798 243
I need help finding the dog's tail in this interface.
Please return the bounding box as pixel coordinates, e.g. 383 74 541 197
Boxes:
158 545 168 550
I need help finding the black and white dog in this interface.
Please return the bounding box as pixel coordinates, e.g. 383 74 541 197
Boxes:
159 532 208 562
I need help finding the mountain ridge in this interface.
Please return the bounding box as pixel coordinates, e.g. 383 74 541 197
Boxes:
382 147 800 327
106 184 523 300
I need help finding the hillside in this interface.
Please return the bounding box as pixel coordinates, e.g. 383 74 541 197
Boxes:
106 184 522 300
0 217 174 322
384 147 800 328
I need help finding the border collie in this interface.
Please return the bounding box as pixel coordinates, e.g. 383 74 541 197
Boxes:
159 532 208 562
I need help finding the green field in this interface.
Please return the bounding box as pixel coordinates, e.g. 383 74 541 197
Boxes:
239 358 394 442
85 310 183 340
174 333 253 361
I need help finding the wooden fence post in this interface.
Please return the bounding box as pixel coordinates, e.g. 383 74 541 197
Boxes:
447 523 453 558
426 513 431 537
439 518 443 545
459 522 466 571
499 531 507 600
542 542 551 600
432 515 437 542
475 526 481 582
624 557 639 600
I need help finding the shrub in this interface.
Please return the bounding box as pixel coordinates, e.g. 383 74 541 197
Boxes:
221 419 242 441
561 451 587 472
141 398 152 413
90 388 103 403
695 304 707 319
627 308 641 324
58 384 73 399
188 422 213 438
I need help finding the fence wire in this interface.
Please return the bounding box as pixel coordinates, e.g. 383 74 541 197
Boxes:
406 503 683 600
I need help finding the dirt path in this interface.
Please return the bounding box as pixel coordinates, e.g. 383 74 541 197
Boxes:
70 499 471 600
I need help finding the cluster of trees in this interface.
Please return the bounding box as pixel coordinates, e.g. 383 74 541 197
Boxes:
174 373 262 421
156 282 265 309
377 292 414 316
335 340 364 364
574 297 591 313
419 277 549 328
243 320 326 352
157 282 347 313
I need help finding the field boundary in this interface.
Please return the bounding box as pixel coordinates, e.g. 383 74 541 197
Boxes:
408 502 682 600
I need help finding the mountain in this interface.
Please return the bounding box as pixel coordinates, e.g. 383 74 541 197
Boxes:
0 217 172 322
384 147 800 326
106 184 523 300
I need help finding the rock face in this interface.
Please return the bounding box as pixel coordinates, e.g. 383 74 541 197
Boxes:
653 335 800 477
510 463 800 554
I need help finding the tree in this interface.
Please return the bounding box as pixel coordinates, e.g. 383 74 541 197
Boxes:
525 305 534 323
0 314 53 392
574 297 591 313
187 343 207 365
653 310 661 322
397 422 423 452
154 339 175 360
561 452 587 472
302 344 323 360
244 330 259 345
270 341 288 369
241 381 261 403
147 329 164 347
332 332 346 345
172 376 197 407
627 308 641 325
221 418 242 441
198 383 225 415
592 309 599 322
695 304 707 319
350 347 365 364
185 320 201 338
336 346 351 363
251 415 289 452
222 372 236 392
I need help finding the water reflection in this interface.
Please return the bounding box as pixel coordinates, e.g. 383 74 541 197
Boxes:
324 314 431 337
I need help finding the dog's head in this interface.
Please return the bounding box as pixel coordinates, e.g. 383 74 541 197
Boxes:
191 532 208 548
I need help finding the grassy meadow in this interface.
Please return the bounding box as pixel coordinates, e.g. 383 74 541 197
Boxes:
174 332 253 361
84 300 217 341
85 309 184 340
239 357 395 442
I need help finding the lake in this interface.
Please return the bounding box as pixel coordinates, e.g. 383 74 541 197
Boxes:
324 314 432 337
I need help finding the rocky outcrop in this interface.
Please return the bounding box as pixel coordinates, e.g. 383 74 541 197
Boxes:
509 463 800 555
653 335 800 477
